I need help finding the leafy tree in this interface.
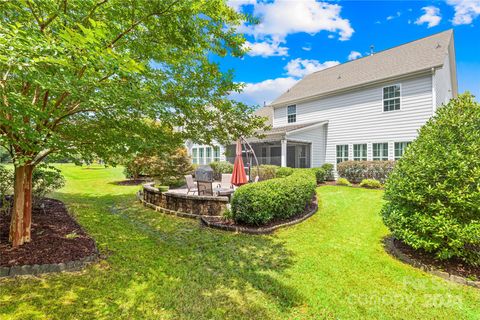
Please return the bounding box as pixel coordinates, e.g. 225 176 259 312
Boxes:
0 1 265 246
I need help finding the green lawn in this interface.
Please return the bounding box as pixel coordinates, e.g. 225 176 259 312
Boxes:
1 164 479 319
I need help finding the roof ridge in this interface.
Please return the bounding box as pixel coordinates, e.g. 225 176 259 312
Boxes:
308 29 453 77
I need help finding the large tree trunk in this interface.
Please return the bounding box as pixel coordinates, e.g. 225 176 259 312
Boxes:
9 164 34 247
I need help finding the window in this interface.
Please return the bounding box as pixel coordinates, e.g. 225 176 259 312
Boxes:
199 147 205 165
206 147 212 164
192 148 198 164
373 143 389 160
383 85 401 112
336 145 349 163
213 146 220 162
395 142 411 160
353 144 367 161
287 105 296 123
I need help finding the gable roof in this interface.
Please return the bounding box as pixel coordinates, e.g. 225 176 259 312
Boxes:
271 30 454 107
253 106 273 125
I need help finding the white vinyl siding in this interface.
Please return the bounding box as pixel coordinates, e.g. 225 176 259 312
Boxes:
287 124 326 167
273 74 434 167
434 51 454 109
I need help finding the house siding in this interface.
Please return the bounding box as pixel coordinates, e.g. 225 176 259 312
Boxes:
185 141 226 165
273 74 434 167
434 52 454 109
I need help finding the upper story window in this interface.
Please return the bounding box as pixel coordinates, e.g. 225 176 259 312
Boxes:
353 144 367 161
336 145 349 163
383 84 401 112
373 143 389 161
287 105 296 123
395 142 411 160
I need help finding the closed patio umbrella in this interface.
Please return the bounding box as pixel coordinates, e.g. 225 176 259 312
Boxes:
231 139 248 186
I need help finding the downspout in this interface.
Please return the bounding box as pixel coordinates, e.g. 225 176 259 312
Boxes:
431 67 437 113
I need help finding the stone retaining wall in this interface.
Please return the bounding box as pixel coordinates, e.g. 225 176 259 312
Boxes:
141 183 229 218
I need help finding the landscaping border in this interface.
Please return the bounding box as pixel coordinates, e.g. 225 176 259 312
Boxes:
200 196 318 235
383 236 480 289
0 251 99 278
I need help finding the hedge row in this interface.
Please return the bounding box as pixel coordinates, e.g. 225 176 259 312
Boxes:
336 160 395 183
230 169 317 225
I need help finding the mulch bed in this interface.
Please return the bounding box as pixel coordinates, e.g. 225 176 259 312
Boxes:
112 178 152 186
391 238 480 280
0 197 97 267
201 196 318 234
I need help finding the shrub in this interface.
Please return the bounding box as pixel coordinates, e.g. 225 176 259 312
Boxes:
336 178 351 186
0 165 13 213
359 179 382 189
231 169 317 225
311 167 327 184
321 163 335 181
209 161 233 180
32 165 66 200
256 165 278 181
382 93 480 266
124 148 193 185
276 167 294 178
337 160 395 183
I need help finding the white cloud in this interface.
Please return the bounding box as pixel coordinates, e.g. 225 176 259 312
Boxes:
447 0 480 25
228 0 256 12
302 43 312 51
386 11 401 21
348 51 362 61
415 6 442 28
284 58 339 78
238 0 354 42
231 77 299 106
243 40 288 57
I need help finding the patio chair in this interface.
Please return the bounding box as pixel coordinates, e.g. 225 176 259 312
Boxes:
219 173 233 189
185 175 198 195
197 181 214 196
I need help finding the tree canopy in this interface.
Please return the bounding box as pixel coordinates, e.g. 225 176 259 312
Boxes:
0 0 266 246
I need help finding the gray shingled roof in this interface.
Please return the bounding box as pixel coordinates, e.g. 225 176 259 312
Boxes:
253 106 273 126
271 30 453 106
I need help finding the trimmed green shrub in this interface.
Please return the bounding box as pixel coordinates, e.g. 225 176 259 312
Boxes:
276 167 294 178
337 160 395 183
359 179 382 189
382 93 480 266
321 163 335 181
336 178 351 186
257 165 278 181
32 165 66 200
311 167 327 184
209 161 233 180
0 165 13 213
231 169 317 225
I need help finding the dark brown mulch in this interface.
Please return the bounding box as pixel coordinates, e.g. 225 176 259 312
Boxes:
202 196 318 233
112 179 151 186
393 238 480 280
0 197 97 267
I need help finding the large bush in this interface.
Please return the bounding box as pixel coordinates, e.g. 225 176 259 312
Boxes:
124 148 193 186
382 93 480 266
209 161 234 180
32 165 66 201
337 160 395 183
231 169 317 225
321 163 335 181
256 165 278 181
0 165 13 213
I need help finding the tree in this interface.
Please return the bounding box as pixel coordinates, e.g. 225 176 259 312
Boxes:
0 1 266 247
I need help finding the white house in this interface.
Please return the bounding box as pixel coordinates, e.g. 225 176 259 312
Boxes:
187 30 457 169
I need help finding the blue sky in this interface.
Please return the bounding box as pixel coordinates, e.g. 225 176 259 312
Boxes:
218 0 480 107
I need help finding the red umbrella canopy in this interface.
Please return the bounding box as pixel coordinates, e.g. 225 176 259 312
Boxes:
231 139 248 186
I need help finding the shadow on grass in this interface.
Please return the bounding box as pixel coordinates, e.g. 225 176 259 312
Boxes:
1 191 301 320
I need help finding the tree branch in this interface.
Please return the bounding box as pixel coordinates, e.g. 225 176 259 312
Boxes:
25 0 43 30
83 0 108 22
42 90 49 111
107 0 179 48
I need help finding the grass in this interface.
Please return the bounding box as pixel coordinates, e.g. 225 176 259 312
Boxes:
0 164 479 319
